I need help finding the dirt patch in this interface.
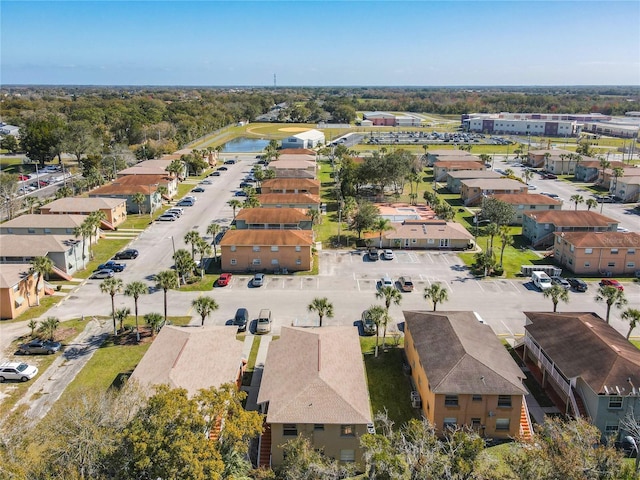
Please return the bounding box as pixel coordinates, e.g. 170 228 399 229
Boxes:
278 127 309 132
111 327 155 346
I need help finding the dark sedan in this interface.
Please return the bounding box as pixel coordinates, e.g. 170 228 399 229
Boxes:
18 340 62 355
114 249 139 260
567 278 588 292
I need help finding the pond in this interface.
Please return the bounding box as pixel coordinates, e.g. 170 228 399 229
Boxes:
221 137 269 153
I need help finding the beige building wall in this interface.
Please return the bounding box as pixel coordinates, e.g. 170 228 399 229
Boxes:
220 245 312 272
0 273 41 320
555 242 640 275
270 422 366 466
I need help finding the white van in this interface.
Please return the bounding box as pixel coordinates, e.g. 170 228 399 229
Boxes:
532 271 552 291
256 309 272 334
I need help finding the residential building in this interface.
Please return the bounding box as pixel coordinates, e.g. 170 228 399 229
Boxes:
426 149 477 166
130 326 245 396
0 234 88 278
280 129 325 149
522 210 618 248
256 193 321 210
611 175 640 202
575 160 625 182
403 311 529 439
490 193 563 224
112 174 178 199
89 183 162 215
219 229 313 272
260 178 320 195
463 113 578 136
257 326 373 467
602 166 640 193
522 312 640 442
446 170 502 193
118 158 187 179
552 231 640 275
526 148 573 169
376 220 474 250
234 208 313 230
434 161 485 181
0 264 42 320
460 178 528 206
39 197 127 229
277 153 317 163
268 160 316 179
545 154 599 175
0 214 88 236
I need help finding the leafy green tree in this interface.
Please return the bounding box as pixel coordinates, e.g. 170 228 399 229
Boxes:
0 134 19 153
621 308 640 340
63 120 100 162
114 307 130 333
155 270 179 324
307 297 334 327
277 435 355 480
350 200 380 239
372 217 392 248
192 296 219 326
423 282 449 311
434 201 455 221
144 312 164 336
100 277 123 335
20 113 65 167
38 316 60 341
132 192 146 215
174 248 195 285
595 285 628 323
543 284 570 312
481 197 516 226
0 172 20 220
124 281 147 342
30 255 53 306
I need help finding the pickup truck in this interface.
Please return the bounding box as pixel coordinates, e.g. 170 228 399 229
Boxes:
97 260 126 272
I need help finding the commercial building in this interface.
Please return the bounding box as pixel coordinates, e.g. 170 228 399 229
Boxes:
280 129 325 149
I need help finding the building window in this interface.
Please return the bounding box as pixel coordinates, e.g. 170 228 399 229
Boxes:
627 262 635 268
283 424 297 436
271 259 279 265
628 249 636 254
253 246 260 252
495 418 510 431
230 245 236 252
472 394 482 402
271 246 279 252
497 395 512 408
230 259 237 265
607 262 615 268
295 246 301 252
471 418 482 429
252 259 261 266
45 228 53 234
28 228 36 234
584 248 592 254
428 238 435 244
314 424 324 431
339 449 355 462
611 249 618 255
340 424 356 437
584 262 590 267
296 258 302 265
443 417 457 429
605 423 619 434
444 395 458 407
608 396 623 409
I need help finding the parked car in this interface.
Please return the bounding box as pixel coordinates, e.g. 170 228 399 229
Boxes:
114 249 139 260
239 182 252 188
91 269 115 279
380 274 393 289
551 276 570 290
191 187 205 193
17 175 30 181
382 249 395 260
234 190 247 197
218 166 228 171
200 179 213 185
167 208 184 217
217 273 232 287
361 310 376 335
18 339 62 355
256 309 272 334
224 159 236 165
0 362 38 382
210 171 221 176
596 195 615 203
233 308 249 332
367 247 379 261
398 276 414 292
158 213 178 221
97 260 126 272
252 273 265 287
567 278 588 292
176 199 195 207
600 279 624 291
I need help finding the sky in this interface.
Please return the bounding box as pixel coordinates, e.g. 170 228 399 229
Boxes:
1 1 639 86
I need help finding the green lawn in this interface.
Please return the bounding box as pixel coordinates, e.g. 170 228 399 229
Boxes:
72 238 132 279
242 336 261 386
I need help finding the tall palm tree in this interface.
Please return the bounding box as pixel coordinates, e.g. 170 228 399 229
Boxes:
155 270 179 324
85 210 106 259
124 281 147 342
373 218 392 249
543 284 570 312
242 196 260 209
132 192 146 215
585 198 598 211
307 297 334 327
114 307 131 333
23 195 39 214
366 305 387 358
30 256 54 306
195 237 211 278
207 222 221 259
192 296 219 326
306 208 320 226
73 223 91 269
599 157 611 186
595 285 628 323
184 230 201 260
621 308 640 340
423 282 449 311
543 152 551 171
611 167 624 195
498 225 513 269
485 222 500 254
228 199 242 219
375 285 402 343
173 248 195 285
570 194 584 211
100 277 124 335
144 312 164 337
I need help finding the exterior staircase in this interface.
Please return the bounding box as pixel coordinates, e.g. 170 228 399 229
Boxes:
258 421 271 468
51 265 73 281
519 399 533 441
571 387 589 419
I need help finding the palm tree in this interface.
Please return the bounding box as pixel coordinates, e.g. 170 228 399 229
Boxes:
485 222 500 254
423 282 449 311
38 316 60 341
173 248 195 285
599 157 611 186
192 296 219 326
207 222 221 259
114 307 131 333
85 211 106 259
366 305 387 358
100 277 123 335
184 230 201 260
155 270 179 325
498 225 513 269
543 284 570 312
28 319 38 337
522 169 534 185
611 167 624 195
132 192 146 215
586 198 598 211
195 237 211 278
375 285 402 344
23 195 39 214
144 312 164 337
306 208 320 226
124 281 147 342
73 223 91 269
570 194 584 211
30 256 53 306
595 285 628 323
621 308 640 340
242 196 260 208
228 199 242 219
307 297 334 327
373 218 392 249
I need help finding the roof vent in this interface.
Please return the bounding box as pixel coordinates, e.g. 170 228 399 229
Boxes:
585 322 594 329
611 345 621 353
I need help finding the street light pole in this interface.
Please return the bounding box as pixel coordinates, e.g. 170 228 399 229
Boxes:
168 236 180 286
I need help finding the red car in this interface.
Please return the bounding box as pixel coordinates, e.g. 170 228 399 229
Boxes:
599 279 624 291
18 175 30 181
217 273 232 287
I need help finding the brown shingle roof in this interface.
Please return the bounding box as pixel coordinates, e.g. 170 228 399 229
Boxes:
279 148 316 155
524 210 617 227
578 160 626 168
404 311 527 395
0 263 33 289
257 193 320 205
384 221 474 241
434 161 485 169
529 148 573 157
257 327 372 424
0 234 79 257
447 170 502 179
39 197 126 212
554 231 640 248
524 312 640 394
235 208 310 223
269 160 316 168
429 149 475 157
90 183 157 195
130 326 244 397
461 178 526 189
219 229 313 246
1 214 87 229
491 193 563 205
261 178 320 189
113 174 173 185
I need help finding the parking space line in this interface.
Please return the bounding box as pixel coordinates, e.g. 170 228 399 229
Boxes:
475 280 485 292
424 254 434 264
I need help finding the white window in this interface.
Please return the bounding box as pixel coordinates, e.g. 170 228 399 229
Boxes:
609 396 623 409
296 258 302 265
230 259 237 265
443 417 457 429
295 246 301 252
627 262 635 268
271 259 279 265
339 449 355 462
46 228 53 234
428 238 435 244
584 262 590 267
495 418 510 431
252 259 261 266
270 246 278 252
605 423 619 434
628 248 636 254
230 245 236 252
253 246 260 252
611 249 618 254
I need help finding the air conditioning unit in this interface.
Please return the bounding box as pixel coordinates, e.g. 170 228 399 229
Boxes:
366 423 375 434
411 391 422 408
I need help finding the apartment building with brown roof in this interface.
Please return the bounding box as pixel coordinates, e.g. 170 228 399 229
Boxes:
522 210 618 247
490 193 563 224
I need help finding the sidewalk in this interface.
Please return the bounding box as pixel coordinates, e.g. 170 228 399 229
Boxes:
242 335 271 411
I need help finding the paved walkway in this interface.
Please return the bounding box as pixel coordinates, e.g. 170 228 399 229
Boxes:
242 335 271 411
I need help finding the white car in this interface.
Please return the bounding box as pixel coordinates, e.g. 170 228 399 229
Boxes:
380 275 394 288
0 361 38 382
382 249 395 260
